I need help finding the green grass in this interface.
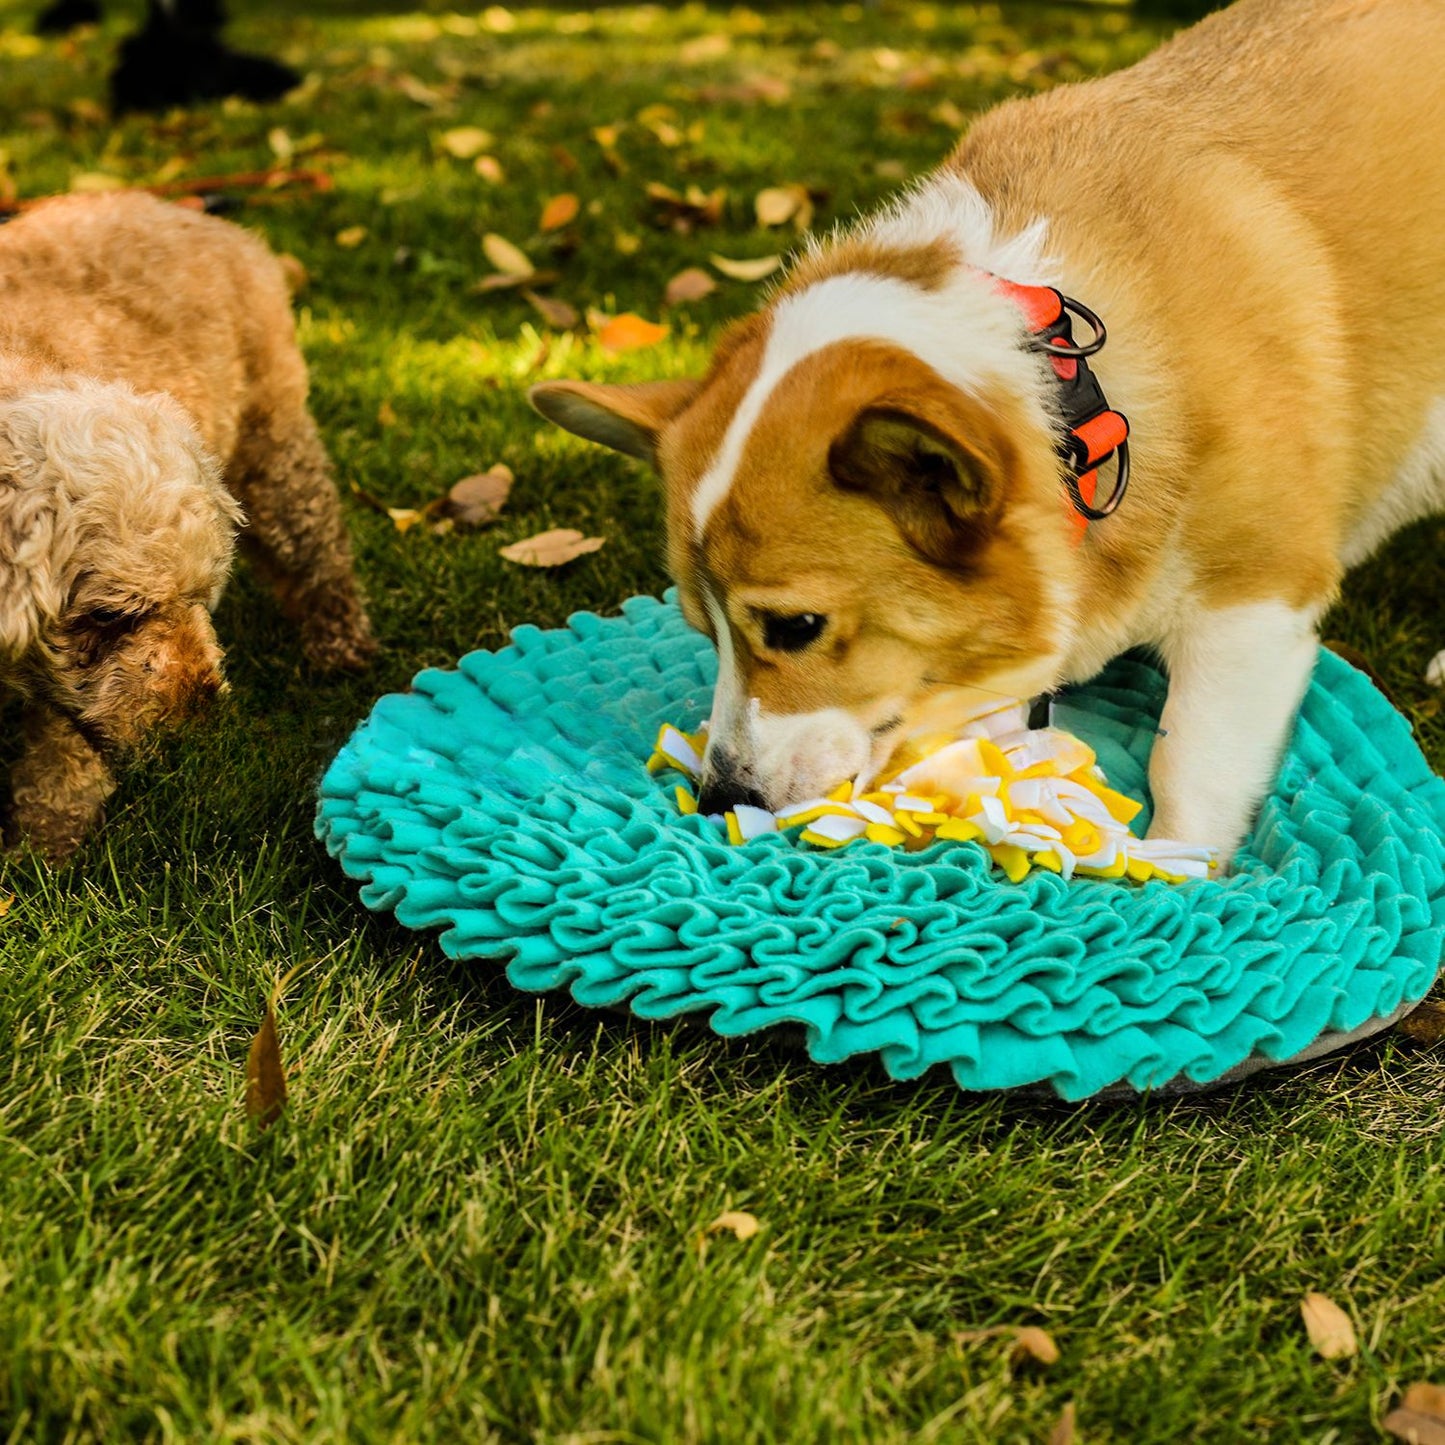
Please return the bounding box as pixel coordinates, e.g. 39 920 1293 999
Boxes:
3 2 1445 1440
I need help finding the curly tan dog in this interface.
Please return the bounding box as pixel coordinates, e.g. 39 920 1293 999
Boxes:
0 192 374 860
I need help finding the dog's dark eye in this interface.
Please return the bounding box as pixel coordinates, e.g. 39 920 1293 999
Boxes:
762 612 827 652
85 606 142 633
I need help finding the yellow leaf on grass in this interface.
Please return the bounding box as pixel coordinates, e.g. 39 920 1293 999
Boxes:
754 184 812 230
70 171 125 193
244 1004 287 1130
0 893 14 919
595 312 667 353
710 252 783 282
1300 1292 1357 1359
664 267 717 305
440 125 494 158
387 507 424 532
539 192 580 231
335 225 368 248
707 1210 760 1240
481 232 534 277
1009 1326 1060 1369
377 399 398 427
474 154 505 184
499 528 604 568
267 126 294 161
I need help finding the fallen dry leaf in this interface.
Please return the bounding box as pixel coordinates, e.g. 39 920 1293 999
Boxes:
1048 1401 1076 1445
931 98 968 129
244 1003 287 1130
395 73 450 108
1300 1292 1357 1360
646 181 726 230
1385 1384 1445 1445
539 192 580 231
335 225 368 248
499 528 605 568
523 289 579 329
595 312 668 353
440 125 493 158
679 32 731 64
70 171 125 193
1397 998 1445 1044
473 268 557 294
0 893 13 919
1009 1326 1060 1370
664 267 717 305
481 232 534 277
387 506 425 533
442 465 513 527
707 1210 760 1241
710 252 783 282
267 126 294 161
377 399 398 427
473 154 505 184
754 183 813 231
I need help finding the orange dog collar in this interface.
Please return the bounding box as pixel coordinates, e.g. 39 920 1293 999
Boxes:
989 276 1131 543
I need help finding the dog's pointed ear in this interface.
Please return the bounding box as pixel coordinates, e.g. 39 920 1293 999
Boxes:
528 378 700 468
828 403 1006 567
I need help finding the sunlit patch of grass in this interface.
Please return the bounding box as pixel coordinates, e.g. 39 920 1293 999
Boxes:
1 0 1443 1441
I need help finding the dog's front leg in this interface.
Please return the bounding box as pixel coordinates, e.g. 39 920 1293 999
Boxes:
1147 601 1321 866
6 705 116 863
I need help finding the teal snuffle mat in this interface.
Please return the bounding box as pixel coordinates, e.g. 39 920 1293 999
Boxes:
316 592 1445 1102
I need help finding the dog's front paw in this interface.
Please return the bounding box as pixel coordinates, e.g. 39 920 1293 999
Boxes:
298 599 378 674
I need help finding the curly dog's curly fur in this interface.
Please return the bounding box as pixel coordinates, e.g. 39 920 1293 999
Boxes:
0 192 374 860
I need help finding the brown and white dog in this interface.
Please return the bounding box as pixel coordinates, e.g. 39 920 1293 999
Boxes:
533 0 1445 864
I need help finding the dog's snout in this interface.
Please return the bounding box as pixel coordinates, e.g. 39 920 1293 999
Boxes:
696 751 770 815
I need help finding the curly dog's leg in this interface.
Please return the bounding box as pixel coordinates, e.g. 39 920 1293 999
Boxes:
229 405 377 673
7 706 116 863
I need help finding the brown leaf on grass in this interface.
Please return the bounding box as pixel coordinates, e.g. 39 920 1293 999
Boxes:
439 125 493 158
1384 1384 1445 1445
646 181 726 231
441 465 513 528
377 399 398 427
0 893 14 919
523 289 579 329
499 528 605 568
539 192 580 232
1009 1326 1060 1370
1397 999 1445 1045
664 267 716 305
1300 1292 1357 1359
710 252 783 282
707 1210 759 1240
335 224 367 248
754 184 813 231
1048 1401 1076 1445
595 312 667 353
473 269 558 294
245 1004 287 1130
473 154 504 184
481 232 534 276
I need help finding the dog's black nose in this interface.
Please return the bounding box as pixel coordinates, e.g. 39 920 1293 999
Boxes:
696 752 769 815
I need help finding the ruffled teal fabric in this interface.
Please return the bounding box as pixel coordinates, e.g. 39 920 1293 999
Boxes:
316 592 1445 1101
